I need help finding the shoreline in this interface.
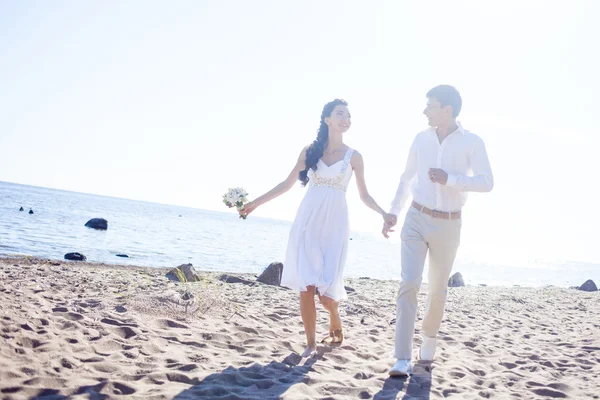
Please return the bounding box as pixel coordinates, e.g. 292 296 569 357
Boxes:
1 256 599 399
1 253 596 290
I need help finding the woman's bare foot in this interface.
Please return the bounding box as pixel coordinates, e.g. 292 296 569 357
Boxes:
321 328 343 344
301 344 317 357
318 294 344 344
329 311 342 333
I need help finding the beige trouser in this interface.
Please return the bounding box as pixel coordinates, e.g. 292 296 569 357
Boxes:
394 206 462 360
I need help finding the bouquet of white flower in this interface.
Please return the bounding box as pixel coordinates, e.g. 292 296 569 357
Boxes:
222 187 249 219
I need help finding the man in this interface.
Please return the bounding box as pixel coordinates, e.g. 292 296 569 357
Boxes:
384 85 494 376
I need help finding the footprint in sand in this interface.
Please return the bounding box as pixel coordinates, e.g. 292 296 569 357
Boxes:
234 326 259 335
73 382 137 396
353 372 373 380
58 357 79 369
91 362 120 374
79 356 104 363
466 368 486 377
19 323 33 331
59 312 85 321
155 319 189 329
17 337 46 349
176 364 199 372
189 354 209 363
121 351 138 359
531 388 567 398
112 326 138 339
100 317 137 327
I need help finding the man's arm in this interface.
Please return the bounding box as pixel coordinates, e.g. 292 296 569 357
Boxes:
389 137 419 216
446 136 493 192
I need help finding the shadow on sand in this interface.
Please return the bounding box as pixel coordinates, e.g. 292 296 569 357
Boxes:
173 352 317 400
374 361 433 400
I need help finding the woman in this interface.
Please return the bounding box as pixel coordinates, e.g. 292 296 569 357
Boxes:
240 99 394 357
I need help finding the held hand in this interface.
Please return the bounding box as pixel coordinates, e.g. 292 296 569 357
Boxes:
428 168 448 185
381 222 395 239
383 213 397 227
239 201 257 219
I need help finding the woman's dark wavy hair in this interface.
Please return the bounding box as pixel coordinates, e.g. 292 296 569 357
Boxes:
299 99 348 186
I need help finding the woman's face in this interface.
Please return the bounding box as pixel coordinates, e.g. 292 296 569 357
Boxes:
325 105 351 133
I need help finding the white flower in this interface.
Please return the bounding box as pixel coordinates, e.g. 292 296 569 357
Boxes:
223 187 248 209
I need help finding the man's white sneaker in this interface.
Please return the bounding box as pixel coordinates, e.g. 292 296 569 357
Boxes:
419 336 437 361
389 359 413 376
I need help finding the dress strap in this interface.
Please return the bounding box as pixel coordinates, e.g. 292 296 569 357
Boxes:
340 148 354 174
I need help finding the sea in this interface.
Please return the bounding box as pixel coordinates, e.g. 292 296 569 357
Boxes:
1 181 598 288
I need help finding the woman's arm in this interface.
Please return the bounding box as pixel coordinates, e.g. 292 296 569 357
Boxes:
352 151 395 225
239 147 307 218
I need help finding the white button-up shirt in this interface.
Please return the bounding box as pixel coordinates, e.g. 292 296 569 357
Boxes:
389 122 494 215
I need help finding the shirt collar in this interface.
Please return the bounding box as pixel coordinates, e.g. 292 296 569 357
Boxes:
429 121 465 136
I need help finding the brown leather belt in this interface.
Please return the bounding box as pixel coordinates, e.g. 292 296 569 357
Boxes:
412 201 461 219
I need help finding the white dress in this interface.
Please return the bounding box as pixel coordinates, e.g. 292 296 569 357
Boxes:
280 148 354 302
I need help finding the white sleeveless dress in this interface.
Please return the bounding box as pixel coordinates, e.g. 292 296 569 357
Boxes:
280 148 354 302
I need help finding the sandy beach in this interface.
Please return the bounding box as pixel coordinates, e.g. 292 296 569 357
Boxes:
0 256 599 399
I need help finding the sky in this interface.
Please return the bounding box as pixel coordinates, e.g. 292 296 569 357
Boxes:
1 0 598 266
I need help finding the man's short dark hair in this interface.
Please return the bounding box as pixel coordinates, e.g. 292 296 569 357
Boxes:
426 85 462 117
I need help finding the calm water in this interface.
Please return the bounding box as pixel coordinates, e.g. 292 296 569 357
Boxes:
1 181 598 287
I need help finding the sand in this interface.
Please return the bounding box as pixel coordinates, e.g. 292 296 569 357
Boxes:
1 256 599 399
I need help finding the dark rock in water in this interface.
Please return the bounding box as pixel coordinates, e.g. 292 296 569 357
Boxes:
115 305 127 313
257 262 284 286
19 207 24 211
181 290 193 300
577 279 598 292
344 286 356 293
448 272 465 287
85 218 108 230
165 263 200 282
28 209 34 214
116 254 129 258
219 274 255 286
64 252 87 261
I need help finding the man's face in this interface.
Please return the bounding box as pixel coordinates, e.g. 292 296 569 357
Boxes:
423 97 451 127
